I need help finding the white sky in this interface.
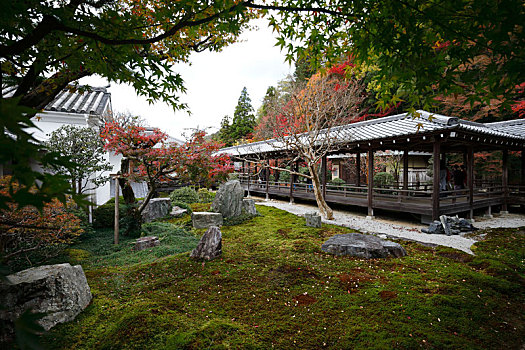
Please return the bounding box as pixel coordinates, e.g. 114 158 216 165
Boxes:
79 19 294 140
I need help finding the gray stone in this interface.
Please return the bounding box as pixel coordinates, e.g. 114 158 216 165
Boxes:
321 233 407 259
192 212 223 229
304 212 322 228
170 205 188 218
242 198 258 216
211 180 244 218
135 236 160 251
190 226 222 261
381 240 408 258
141 198 171 223
0 263 92 342
422 216 477 234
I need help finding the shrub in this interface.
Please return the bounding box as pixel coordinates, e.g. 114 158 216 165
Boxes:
228 173 239 180
374 172 395 186
197 188 215 203
170 187 199 204
141 222 190 238
68 207 95 236
172 201 192 215
93 201 129 229
0 176 83 272
329 178 346 186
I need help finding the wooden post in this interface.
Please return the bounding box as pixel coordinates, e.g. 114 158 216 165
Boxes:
265 160 270 200
403 148 409 196
322 155 327 200
367 149 374 218
356 152 361 186
247 162 251 197
502 149 508 212
432 141 441 221
114 176 119 245
467 147 474 219
289 159 295 204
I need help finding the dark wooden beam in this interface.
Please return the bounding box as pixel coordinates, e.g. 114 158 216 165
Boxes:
265 160 270 200
367 149 374 217
403 148 409 195
502 149 508 212
289 159 295 204
467 147 474 219
356 152 361 186
432 140 441 221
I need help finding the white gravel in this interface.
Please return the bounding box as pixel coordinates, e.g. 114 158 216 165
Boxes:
255 198 525 255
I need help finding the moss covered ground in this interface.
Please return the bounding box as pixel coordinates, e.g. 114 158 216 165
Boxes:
43 206 524 349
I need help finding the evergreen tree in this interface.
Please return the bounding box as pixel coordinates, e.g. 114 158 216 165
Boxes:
229 87 256 143
217 115 233 146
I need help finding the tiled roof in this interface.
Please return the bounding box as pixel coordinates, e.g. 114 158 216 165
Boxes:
484 119 525 138
220 110 525 157
2 85 111 115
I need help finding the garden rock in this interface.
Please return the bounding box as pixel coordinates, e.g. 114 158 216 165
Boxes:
135 236 160 251
170 205 188 218
141 198 171 222
190 226 222 260
242 198 258 216
321 233 407 259
211 180 244 218
0 263 92 342
421 215 477 235
192 212 223 229
305 212 322 228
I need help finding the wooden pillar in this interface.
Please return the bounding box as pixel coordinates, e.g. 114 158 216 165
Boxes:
502 149 508 212
367 149 374 217
403 148 409 195
265 160 270 200
356 152 361 186
432 141 441 221
289 160 295 204
322 155 327 200
246 161 251 197
467 147 474 219
114 176 119 245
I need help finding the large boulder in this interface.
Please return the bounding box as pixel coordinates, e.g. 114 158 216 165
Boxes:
211 180 244 218
141 198 172 223
0 263 92 342
190 226 222 261
192 212 223 229
321 233 407 259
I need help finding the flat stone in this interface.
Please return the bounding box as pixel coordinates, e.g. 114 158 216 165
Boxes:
321 233 407 259
192 212 223 229
141 198 171 223
190 226 222 261
211 180 244 218
0 263 92 343
135 236 160 251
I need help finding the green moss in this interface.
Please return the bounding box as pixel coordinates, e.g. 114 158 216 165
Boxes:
43 207 525 349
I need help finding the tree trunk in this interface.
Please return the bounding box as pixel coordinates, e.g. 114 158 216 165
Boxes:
118 158 136 205
138 184 156 214
308 165 334 220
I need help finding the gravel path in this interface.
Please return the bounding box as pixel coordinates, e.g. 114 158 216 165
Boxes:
255 198 525 255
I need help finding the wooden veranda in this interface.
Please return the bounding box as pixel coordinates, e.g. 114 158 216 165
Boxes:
221 111 525 222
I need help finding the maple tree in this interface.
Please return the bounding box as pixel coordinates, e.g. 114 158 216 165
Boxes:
249 69 366 219
0 176 83 270
101 122 232 216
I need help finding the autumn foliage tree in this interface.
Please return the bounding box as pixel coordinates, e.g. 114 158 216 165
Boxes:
253 69 366 219
0 176 83 271
101 122 232 217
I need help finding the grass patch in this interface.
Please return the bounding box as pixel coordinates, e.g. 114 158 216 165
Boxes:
43 206 524 349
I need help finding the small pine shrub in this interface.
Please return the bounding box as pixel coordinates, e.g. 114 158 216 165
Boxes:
198 188 215 203
374 172 395 186
93 202 128 228
223 213 255 226
170 187 199 204
329 178 346 186
228 173 239 180
141 222 190 238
